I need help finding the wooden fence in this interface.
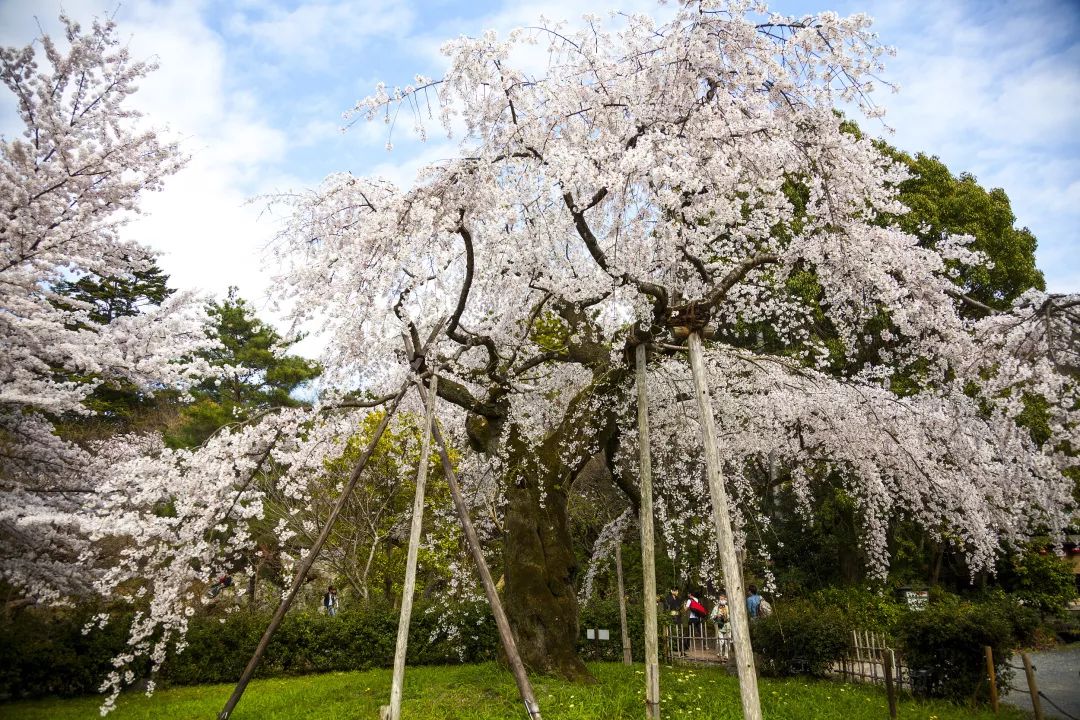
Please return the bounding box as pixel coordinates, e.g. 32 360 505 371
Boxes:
662 622 732 664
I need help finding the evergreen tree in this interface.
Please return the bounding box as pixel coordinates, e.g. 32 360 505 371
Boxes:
52 261 182 431
167 287 321 448
55 263 174 325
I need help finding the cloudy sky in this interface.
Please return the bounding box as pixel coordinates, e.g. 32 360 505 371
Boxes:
2 0 1078 337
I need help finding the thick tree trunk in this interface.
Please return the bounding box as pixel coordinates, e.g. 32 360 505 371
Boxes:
495 372 625 681
503 474 591 680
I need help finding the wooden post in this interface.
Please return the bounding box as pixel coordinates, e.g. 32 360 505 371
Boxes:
870 632 877 680
687 331 763 720
615 540 632 665
418 382 542 720
385 376 438 720
218 382 410 720
984 646 998 714
1021 652 1043 720
883 648 898 720
635 343 662 720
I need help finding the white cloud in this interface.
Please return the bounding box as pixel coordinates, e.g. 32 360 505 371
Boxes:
224 0 415 68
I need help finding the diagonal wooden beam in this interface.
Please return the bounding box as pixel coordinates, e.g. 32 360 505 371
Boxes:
217 379 411 720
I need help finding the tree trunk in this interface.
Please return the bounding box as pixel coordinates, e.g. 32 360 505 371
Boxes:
503 473 591 680
498 372 625 681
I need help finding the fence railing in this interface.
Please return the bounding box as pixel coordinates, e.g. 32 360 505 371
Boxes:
661 622 732 664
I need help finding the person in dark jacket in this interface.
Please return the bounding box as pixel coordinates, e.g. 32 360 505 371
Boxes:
323 585 338 617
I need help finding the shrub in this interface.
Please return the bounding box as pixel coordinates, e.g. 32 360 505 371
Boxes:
751 599 852 677
809 587 907 632
161 602 498 684
896 595 1034 702
0 605 137 700
0 600 499 699
996 544 1078 616
577 598 644 662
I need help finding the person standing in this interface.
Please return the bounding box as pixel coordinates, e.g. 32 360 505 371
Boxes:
710 590 731 661
323 585 338 617
685 589 707 653
663 587 683 654
746 585 763 620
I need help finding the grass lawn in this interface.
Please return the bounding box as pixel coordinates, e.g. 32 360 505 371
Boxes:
0 662 1027 720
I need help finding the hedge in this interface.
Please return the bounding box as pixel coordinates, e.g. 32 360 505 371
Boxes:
0 601 498 700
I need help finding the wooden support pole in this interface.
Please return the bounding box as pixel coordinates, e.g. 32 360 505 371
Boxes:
883 649 898 720
384 376 438 720
218 381 410 720
418 382 542 720
635 343 662 720
615 540 633 665
984 646 998 714
1021 652 1043 720
687 332 763 720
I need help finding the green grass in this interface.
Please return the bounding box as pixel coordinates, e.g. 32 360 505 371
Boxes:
1 662 1027 720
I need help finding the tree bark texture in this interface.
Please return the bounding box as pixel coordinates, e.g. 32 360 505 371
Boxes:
501 372 625 680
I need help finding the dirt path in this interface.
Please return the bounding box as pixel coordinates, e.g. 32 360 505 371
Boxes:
1001 644 1080 720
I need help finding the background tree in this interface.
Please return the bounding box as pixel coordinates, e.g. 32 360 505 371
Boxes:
167 287 321 448
271 411 457 605
49 259 187 435
0 15 206 604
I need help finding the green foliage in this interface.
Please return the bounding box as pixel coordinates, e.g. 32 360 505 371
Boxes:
877 149 1045 310
529 312 570 353
55 265 173 325
0 662 1026 720
0 602 497 700
167 287 321 448
0 605 139 700
577 599 644 662
751 599 852 677
994 543 1078 616
896 594 1037 701
50 261 182 431
808 587 907 632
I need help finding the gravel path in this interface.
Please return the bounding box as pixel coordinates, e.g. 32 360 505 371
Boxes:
1001 644 1080 720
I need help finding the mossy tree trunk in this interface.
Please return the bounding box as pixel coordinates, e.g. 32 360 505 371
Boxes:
495 371 625 680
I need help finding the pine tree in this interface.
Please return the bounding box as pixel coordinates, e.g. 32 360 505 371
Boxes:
167 287 321 447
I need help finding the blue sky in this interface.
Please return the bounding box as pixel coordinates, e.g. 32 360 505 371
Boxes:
2 0 1078 333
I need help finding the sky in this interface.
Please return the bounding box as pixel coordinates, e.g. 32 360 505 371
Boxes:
2 0 1078 346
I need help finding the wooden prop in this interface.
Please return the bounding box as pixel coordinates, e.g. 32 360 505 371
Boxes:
1021 652 1043 720
634 343 661 720
218 380 410 720
615 539 632 665
686 331 763 720
384 374 438 720
415 380 543 720
883 648 898 719
984 646 998 714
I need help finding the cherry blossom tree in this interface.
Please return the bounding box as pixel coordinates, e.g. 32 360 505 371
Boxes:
5 3 1076 710
0 16 208 603
260 0 1077 678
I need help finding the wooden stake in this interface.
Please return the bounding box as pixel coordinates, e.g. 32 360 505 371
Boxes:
687 331 763 720
218 381 410 720
615 540 633 665
1021 652 1043 720
418 382 542 720
635 343 662 720
883 648 898 720
385 375 438 720
984 646 998 714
